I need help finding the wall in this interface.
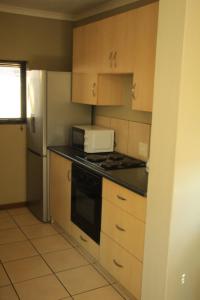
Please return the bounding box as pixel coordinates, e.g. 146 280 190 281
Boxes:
0 124 26 205
0 12 73 71
142 0 200 299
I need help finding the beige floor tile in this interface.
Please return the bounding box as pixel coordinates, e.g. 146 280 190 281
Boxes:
0 285 18 300
0 240 37 262
14 274 70 300
31 234 72 254
42 248 89 272
73 285 124 300
7 207 30 216
0 211 9 219
57 265 108 295
92 262 116 284
0 264 10 287
0 228 26 245
13 213 40 227
0 217 17 231
21 223 57 239
4 255 52 283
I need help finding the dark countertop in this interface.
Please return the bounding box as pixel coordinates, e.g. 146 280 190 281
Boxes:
48 145 148 197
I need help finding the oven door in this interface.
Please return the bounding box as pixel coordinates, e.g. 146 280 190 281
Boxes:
71 163 102 244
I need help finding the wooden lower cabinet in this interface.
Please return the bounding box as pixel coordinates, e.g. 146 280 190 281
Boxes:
71 223 99 260
101 199 145 262
49 152 72 234
100 233 143 300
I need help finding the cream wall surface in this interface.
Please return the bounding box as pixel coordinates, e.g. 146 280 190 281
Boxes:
0 12 73 71
142 0 200 299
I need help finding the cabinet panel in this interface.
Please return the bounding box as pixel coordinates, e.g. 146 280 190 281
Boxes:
132 2 159 111
102 199 145 261
103 178 146 222
73 22 99 73
49 152 71 234
100 232 143 299
71 223 99 260
72 73 98 105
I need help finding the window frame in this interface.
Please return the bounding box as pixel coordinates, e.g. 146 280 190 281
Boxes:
0 60 26 124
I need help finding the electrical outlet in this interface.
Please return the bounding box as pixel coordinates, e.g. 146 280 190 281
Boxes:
138 142 148 158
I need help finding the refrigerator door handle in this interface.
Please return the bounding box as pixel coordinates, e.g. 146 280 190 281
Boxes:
31 114 36 133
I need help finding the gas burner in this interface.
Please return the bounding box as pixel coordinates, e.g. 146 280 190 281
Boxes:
86 154 107 163
108 153 124 161
101 160 121 170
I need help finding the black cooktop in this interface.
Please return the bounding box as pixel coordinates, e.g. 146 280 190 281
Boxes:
76 152 145 170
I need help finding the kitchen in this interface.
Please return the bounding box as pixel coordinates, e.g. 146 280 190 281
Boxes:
0 1 199 300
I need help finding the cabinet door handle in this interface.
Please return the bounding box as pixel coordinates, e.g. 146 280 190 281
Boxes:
131 82 136 100
109 51 113 68
113 259 124 269
115 224 126 232
80 235 87 242
67 170 71 182
113 51 117 68
92 82 97 97
117 195 126 201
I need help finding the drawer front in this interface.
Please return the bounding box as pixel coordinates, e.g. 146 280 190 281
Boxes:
103 178 146 222
100 232 142 300
102 199 145 261
71 223 99 260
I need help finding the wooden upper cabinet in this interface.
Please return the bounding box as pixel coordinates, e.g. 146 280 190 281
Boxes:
72 2 159 110
73 22 99 73
132 3 159 112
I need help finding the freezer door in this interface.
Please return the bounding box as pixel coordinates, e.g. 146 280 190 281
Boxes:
27 150 49 222
27 70 47 156
47 72 91 146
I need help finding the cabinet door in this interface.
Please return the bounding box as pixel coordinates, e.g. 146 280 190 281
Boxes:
132 2 159 112
72 73 98 105
73 22 99 73
50 152 72 234
97 16 116 73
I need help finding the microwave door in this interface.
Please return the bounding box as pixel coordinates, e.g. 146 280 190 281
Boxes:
72 127 84 151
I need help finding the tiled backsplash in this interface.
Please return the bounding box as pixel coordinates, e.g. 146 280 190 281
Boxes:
95 115 151 161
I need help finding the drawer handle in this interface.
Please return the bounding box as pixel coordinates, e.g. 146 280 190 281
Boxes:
117 195 126 201
115 224 125 232
80 235 87 243
113 259 124 269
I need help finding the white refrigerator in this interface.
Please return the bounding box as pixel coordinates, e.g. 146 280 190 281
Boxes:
27 70 91 222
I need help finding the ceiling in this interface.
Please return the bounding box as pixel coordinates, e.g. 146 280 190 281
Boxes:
0 0 138 20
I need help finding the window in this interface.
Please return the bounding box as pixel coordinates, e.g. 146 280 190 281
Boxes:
0 61 26 123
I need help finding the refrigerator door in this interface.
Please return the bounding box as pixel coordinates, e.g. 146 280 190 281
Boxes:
47 72 91 146
27 150 48 222
27 70 47 156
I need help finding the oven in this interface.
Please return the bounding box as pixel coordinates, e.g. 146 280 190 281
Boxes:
71 163 102 244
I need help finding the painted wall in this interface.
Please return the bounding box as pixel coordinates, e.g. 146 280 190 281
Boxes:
142 0 200 299
0 124 26 205
0 12 73 71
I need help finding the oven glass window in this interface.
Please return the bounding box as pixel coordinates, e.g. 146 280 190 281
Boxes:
75 190 95 225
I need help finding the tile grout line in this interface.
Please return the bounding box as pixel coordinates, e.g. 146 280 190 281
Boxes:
2 209 128 299
1 262 21 299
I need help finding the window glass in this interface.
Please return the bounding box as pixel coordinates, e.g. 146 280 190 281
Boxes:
0 62 26 122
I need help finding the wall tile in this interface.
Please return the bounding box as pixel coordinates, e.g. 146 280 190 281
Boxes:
127 122 151 161
110 118 129 154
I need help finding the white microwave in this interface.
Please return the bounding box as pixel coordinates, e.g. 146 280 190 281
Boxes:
71 125 114 153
